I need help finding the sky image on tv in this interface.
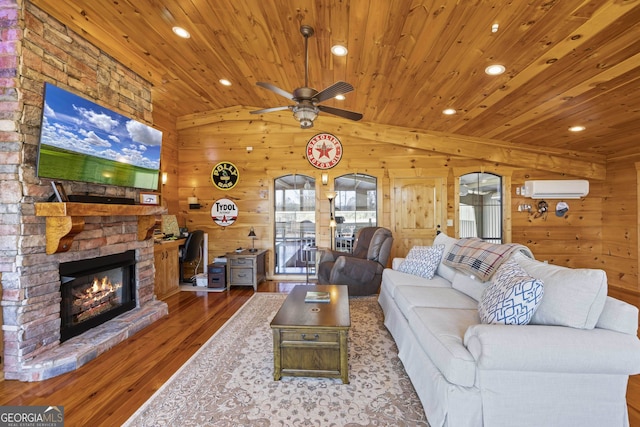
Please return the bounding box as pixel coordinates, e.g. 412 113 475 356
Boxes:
37 83 162 190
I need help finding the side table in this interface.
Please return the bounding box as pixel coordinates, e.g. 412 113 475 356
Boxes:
226 249 267 291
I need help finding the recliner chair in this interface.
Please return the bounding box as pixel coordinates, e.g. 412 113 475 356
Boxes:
317 227 393 296
179 230 205 283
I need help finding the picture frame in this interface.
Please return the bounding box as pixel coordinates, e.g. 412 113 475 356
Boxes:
51 181 69 202
139 192 160 205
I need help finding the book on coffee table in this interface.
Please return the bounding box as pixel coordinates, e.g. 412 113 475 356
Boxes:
305 291 330 303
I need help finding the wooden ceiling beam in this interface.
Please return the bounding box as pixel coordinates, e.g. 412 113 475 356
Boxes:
177 106 606 180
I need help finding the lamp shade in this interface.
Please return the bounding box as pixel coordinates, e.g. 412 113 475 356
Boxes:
248 227 257 238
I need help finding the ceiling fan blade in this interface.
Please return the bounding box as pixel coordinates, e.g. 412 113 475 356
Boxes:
256 82 294 100
250 106 291 115
315 81 354 103
318 105 363 121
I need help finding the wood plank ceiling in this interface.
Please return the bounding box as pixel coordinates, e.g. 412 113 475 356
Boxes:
31 0 640 160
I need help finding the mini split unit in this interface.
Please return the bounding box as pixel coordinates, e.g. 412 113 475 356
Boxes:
523 180 589 199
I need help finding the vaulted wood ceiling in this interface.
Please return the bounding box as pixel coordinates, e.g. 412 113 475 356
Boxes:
31 0 640 160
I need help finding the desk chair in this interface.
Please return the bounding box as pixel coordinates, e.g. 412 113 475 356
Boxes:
179 230 204 283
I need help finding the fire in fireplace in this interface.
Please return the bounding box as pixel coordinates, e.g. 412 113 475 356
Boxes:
59 251 136 342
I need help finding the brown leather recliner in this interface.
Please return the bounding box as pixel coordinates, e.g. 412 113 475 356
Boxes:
317 227 393 296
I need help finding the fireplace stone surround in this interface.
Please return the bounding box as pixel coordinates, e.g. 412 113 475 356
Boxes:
2 212 168 382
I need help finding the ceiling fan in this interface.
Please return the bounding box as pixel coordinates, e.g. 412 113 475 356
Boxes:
250 25 363 129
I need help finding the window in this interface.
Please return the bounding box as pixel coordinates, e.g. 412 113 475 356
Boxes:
334 173 377 252
459 172 502 243
274 175 316 274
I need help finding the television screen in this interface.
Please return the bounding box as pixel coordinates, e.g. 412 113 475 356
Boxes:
37 83 163 190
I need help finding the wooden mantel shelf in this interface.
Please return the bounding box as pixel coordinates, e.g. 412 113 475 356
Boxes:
35 202 166 254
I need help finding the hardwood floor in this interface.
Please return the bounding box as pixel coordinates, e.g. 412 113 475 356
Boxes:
1 282 638 426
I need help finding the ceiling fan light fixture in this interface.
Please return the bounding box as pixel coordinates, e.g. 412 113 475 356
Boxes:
331 44 348 56
292 105 319 129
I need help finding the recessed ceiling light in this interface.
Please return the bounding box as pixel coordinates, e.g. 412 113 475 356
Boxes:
569 125 586 132
442 108 456 115
172 26 191 39
331 45 348 56
491 23 499 33
219 79 232 86
485 64 506 75
335 94 345 101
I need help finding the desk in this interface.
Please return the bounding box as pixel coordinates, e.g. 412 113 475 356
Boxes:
226 249 267 291
153 238 186 299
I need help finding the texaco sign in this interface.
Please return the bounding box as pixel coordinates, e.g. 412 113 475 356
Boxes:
306 133 342 169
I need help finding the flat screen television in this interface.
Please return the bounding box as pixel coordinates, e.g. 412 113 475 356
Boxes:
37 83 163 190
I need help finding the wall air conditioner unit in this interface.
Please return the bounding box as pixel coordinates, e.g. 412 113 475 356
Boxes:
523 180 589 199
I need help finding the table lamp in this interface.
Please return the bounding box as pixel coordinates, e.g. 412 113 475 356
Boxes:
248 227 258 252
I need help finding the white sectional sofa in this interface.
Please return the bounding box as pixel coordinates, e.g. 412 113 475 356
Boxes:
378 233 640 427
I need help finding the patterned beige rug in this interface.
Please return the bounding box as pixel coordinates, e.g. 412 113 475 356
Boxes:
123 293 429 426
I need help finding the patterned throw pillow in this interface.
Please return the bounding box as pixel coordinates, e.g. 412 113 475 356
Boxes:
478 259 544 325
398 244 445 279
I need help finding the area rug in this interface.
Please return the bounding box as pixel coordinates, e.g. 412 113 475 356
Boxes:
123 293 429 426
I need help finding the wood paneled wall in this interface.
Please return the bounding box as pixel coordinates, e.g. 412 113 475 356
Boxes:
171 108 640 293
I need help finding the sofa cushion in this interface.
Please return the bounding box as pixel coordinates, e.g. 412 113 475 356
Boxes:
397 244 445 279
478 259 544 325
513 252 607 329
395 286 478 319
433 233 458 282
382 268 452 299
451 271 489 301
408 307 480 387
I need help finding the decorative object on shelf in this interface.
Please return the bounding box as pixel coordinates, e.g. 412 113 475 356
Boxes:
306 133 343 169
139 192 160 205
51 181 68 202
248 227 258 252
211 198 238 227
211 161 239 190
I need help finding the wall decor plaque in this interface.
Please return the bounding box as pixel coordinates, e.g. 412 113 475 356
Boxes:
211 198 238 227
211 161 239 190
306 133 342 169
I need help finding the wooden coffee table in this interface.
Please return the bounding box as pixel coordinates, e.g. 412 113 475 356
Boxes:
270 284 350 383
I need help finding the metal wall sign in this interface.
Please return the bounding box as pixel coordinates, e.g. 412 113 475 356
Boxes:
211 198 238 227
306 133 342 169
211 161 239 190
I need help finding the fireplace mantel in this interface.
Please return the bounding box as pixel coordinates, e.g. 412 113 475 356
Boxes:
35 202 166 254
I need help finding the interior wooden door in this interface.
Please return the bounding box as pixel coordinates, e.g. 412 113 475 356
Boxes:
391 177 445 257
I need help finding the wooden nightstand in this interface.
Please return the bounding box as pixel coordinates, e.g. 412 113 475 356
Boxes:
225 249 267 291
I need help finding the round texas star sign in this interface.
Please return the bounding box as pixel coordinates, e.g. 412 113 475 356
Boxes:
306 133 342 169
211 161 239 191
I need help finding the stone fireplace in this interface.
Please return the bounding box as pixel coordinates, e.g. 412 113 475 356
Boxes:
3 212 168 382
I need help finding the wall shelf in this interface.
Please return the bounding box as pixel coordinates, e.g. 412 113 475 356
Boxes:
35 202 166 254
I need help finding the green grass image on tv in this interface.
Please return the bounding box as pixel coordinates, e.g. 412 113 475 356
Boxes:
38 144 159 190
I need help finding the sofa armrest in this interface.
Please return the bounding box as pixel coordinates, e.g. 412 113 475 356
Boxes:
391 257 405 270
330 256 382 285
464 324 640 375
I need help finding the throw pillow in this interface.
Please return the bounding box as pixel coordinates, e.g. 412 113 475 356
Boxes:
478 259 544 325
512 252 608 329
398 244 445 279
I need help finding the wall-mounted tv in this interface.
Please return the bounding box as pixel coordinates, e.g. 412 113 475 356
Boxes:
37 83 163 190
